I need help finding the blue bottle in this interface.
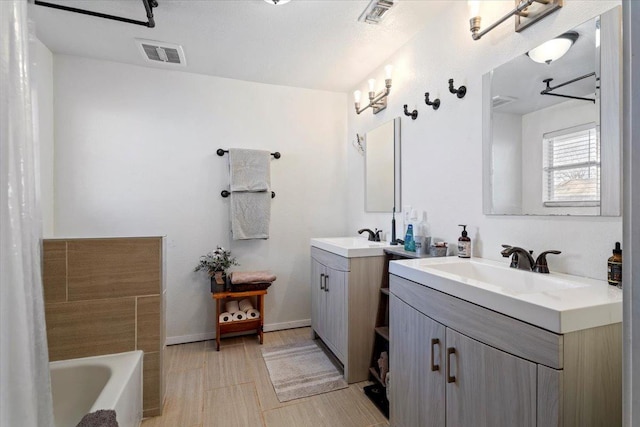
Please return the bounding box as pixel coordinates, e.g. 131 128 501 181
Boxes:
404 224 415 252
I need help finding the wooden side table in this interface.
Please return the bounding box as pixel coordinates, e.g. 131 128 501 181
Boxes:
211 289 267 351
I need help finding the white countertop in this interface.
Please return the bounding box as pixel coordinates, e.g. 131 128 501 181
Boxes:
310 237 394 258
389 256 622 334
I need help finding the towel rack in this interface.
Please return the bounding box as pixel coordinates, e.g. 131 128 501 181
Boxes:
221 190 275 199
217 149 281 159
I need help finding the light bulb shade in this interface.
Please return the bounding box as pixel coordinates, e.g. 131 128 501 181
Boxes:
263 0 291 5
467 0 480 19
368 79 376 92
354 90 362 103
527 31 579 64
385 64 393 79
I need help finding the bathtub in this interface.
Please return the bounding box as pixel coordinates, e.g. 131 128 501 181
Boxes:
50 351 143 427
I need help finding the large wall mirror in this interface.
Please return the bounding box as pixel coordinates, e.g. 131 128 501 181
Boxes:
483 7 621 216
365 117 401 212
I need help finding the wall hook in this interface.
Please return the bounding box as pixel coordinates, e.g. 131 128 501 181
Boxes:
448 79 467 98
403 104 418 120
424 93 440 110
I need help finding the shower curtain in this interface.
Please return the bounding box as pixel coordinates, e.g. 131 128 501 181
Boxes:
0 1 55 426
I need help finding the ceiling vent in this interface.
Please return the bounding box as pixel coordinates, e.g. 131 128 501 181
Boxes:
358 0 395 25
492 95 517 109
136 39 186 66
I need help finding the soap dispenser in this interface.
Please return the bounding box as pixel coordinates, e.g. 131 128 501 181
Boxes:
457 225 471 258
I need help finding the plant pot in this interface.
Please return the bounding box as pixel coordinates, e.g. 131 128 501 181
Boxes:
210 271 227 293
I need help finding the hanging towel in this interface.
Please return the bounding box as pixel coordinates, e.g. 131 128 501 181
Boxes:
230 191 271 240
229 149 271 191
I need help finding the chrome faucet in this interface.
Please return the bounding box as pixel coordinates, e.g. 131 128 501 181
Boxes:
358 228 382 242
501 245 562 273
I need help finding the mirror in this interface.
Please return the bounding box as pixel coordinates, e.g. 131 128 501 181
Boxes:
365 117 401 212
483 7 621 216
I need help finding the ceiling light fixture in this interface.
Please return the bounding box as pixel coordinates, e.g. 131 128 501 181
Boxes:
358 0 395 25
354 65 393 115
527 31 579 64
468 0 563 41
264 0 291 5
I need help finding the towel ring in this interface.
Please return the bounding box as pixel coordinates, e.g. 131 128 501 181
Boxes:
221 190 275 199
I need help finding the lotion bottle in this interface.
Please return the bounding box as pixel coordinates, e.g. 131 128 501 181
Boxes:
457 224 471 258
607 242 622 288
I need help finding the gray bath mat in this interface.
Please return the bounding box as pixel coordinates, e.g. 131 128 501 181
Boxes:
261 340 348 402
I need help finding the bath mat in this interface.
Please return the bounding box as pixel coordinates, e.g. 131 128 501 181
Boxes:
261 340 347 402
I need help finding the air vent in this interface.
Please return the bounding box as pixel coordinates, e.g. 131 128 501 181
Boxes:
136 39 186 66
358 0 395 25
492 95 517 108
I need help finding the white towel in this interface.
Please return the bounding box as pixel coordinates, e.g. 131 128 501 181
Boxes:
229 149 271 192
238 298 253 312
246 309 260 319
225 300 240 313
231 191 271 240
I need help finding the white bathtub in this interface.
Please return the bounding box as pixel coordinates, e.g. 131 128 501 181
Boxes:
50 351 143 427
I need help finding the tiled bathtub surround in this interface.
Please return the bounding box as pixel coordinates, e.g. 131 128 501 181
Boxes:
42 237 166 417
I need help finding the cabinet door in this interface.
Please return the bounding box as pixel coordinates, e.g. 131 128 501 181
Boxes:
446 329 537 427
310 259 325 339
390 295 446 427
324 267 346 360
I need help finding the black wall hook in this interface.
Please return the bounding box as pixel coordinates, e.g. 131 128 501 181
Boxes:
424 93 440 110
448 79 467 99
403 104 418 120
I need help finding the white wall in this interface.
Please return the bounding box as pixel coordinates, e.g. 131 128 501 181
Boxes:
51 55 348 342
348 1 622 280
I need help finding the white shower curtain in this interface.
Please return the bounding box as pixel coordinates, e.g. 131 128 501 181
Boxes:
0 1 55 426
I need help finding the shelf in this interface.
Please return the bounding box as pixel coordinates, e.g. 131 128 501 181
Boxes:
380 288 390 295
219 318 261 335
369 367 386 387
375 326 389 341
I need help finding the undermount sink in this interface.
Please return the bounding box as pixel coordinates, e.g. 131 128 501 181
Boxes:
389 257 622 333
310 237 393 258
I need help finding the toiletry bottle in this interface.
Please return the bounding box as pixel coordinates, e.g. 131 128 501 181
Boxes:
607 242 622 288
404 224 415 252
457 225 471 258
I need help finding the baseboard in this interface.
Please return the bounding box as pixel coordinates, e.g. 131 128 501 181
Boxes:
165 319 311 346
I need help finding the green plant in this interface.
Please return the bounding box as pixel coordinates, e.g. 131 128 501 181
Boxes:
194 246 239 276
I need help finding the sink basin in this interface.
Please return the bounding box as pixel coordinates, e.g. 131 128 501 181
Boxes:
389 257 622 333
310 237 393 258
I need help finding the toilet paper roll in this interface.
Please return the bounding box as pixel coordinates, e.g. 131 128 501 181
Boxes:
219 312 232 323
225 300 240 313
238 298 253 312
233 311 246 321
246 309 260 319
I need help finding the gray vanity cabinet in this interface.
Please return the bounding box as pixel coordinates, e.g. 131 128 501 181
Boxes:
389 274 622 427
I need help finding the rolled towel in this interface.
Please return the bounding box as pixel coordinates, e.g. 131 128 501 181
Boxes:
225 300 240 313
246 308 260 319
219 312 233 323
238 298 253 312
233 311 246 321
231 271 276 285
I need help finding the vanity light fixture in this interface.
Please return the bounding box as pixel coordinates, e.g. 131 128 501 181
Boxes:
403 105 418 120
527 31 579 64
354 65 393 115
468 0 563 41
424 92 440 110
448 79 467 99
264 0 291 5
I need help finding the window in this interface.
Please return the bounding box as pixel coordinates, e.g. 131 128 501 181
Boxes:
542 123 600 207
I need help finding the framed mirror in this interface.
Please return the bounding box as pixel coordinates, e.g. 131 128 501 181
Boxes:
365 117 401 212
483 7 621 216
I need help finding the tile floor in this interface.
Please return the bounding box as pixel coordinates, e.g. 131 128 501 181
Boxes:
141 327 389 427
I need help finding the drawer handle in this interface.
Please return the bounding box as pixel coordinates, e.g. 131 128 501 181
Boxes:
324 275 329 292
430 338 440 371
320 273 325 290
446 347 456 383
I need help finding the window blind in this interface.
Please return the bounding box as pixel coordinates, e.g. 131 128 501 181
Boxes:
542 123 600 207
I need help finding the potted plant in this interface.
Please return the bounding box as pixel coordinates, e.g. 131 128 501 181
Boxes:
194 246 239 292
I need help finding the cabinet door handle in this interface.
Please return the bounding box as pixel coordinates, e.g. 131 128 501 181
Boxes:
324 275 329 292
446 347 456 383
320 273 325 290
430 338 440 371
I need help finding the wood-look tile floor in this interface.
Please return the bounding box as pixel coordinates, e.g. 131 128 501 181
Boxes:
142 327 389 427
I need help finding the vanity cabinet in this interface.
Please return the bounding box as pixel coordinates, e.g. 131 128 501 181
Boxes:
390 274 622 427
310 246 385 383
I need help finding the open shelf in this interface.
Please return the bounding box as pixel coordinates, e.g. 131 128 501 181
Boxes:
380 287 390 295
375 326 389 341
369 367 386 387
